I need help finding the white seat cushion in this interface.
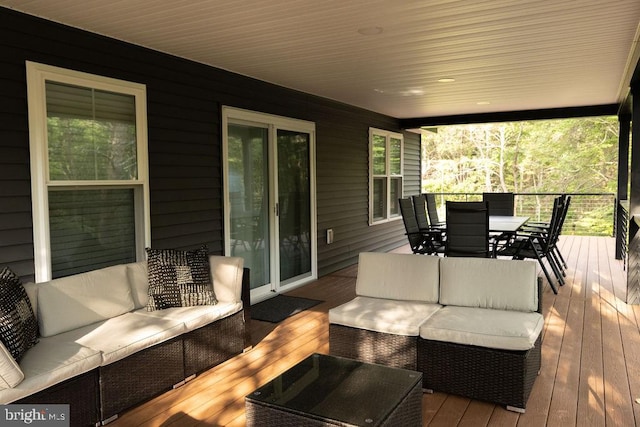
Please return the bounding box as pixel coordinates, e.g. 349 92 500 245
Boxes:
419 306 544 351
137 302 242 331
356 252 440 303
57 313 186 365
439 257 539 312
329 296 442 336
0 338 101 403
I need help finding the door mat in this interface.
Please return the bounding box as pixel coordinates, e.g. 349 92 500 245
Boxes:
250 295 323 323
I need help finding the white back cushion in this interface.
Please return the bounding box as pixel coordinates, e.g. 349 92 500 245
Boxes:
127 256 245 307
355 252 440 303
0 342 24 389
439 257 538 312
37 264 135 337
209 256 244 303
22 282 38 321
126 261 149 309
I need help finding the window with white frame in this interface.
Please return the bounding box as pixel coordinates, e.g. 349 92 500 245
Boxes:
369 128 403 225
26 62 150 281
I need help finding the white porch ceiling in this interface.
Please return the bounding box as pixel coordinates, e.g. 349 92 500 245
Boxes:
3 0 640 119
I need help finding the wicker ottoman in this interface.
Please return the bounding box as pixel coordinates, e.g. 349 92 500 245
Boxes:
245 353 422 426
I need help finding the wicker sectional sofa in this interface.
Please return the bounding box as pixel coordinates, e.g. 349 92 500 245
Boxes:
0 255 249 426
329 252 543 412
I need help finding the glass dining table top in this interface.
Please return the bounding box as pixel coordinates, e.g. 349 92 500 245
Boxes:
245 353 422 426
489 215 529 232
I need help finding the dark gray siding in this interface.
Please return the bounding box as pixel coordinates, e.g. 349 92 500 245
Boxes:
0 7 414 282
403 131 422 196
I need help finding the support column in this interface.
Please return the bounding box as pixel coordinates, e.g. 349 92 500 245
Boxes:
627 82 640 304
615 116 630 261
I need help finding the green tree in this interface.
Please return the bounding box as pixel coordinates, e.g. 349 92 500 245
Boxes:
422 117 618 194
421 117 619 234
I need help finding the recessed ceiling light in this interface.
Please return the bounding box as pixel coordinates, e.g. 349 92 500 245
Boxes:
374 87 424 96
399 88 425 96
438 78 455 83
476 101 491 105
357 27 383 36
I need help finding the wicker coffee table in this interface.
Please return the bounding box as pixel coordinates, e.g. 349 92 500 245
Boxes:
245 353 422 426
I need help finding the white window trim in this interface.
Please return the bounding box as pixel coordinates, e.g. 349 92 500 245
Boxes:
369 127 404 225
26 61 150 282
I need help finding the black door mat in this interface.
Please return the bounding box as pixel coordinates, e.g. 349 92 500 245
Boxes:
250 295 323 323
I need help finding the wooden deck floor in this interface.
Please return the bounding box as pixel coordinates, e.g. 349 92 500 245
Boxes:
111 235 640 426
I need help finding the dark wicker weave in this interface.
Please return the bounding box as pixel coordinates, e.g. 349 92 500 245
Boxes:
99 337 184 422
329 324 417 370
17 369 100 427
245 373 422 426
183 310 245 376
13 267 249 425
241 267 252 349
418 335 542 411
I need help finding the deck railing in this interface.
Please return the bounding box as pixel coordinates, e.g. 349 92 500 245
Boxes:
428 192 617 236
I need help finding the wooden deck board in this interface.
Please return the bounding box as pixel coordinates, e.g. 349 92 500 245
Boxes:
109 236 640 427
576 237 605 427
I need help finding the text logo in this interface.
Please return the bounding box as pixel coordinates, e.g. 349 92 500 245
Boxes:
1 405 69 426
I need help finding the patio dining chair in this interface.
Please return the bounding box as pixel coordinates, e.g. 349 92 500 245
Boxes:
425 193 445 228
495 196 565 294
412 195 445 253
445 201 490 258
524 194 571 276
482 192 515 216
399 197 441 255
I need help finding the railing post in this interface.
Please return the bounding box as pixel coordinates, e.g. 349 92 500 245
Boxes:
627 82 640 305
616 114 631 259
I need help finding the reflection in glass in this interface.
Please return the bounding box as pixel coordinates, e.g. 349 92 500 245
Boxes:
278 130 311 283
372 177 387 221
49 189 136 278
46 82 137 181
390 137 401 175
228 124 270 290
372 134 386 175
390 177 402 217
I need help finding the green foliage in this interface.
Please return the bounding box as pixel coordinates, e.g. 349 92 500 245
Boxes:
48 117 137 181
422 117 618 195
421 117 619 235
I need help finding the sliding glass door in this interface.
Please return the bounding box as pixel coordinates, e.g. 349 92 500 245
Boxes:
277 129 312 283
223 107 316 302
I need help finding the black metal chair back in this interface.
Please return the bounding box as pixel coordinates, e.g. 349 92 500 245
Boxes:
425 193 443 226
445 201 490 257
551 195 571 268
412 195 431 231
399 197 430 254
541 196 564 252
482 192 515 216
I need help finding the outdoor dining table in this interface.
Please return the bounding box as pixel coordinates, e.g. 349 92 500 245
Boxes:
489 215 529 233
487 215 530 258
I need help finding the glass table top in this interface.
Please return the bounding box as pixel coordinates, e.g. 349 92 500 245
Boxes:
246 353 421 426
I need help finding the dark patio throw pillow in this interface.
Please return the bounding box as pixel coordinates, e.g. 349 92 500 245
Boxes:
146 246 217 311
0 267 39 361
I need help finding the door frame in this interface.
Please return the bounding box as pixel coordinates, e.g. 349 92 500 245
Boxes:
221 106 318 303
